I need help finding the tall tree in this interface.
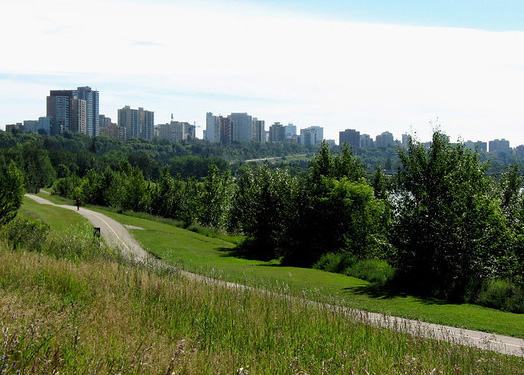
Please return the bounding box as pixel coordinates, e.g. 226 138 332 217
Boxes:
393 132 510 299
0 161 25 225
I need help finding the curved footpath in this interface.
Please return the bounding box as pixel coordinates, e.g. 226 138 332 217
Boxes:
25 194 524 357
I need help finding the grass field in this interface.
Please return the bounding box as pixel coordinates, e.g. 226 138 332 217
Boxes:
32 193 524 338
2 239 524 374
20 196 88 231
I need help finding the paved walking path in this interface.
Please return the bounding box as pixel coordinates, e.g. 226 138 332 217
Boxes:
25 194 524 357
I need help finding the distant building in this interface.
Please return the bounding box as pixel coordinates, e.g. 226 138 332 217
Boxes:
75 86 99 136
117 106 154 140
269 122 286 143
99 115 118 138
360 134 374 148
5 123 23 132
47 90 87 135
220 116 232 145
401 134 410 147
339 129 360 149
252 118 265 143
375 131 395 148
299 126 324 146
325 139 336 147
489 139 510 154
230 113 253 142
157 120 194 142
206 112 220 143
23 120 38 133
465 140 487 153
284 123 297 141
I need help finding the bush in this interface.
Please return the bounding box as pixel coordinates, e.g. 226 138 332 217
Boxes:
313 252 356 274
44 223 109 261
475 279 524 313
1 216 50 252
345 259 396 286
0 217 110 262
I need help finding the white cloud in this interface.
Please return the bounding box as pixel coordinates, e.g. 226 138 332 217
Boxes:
2 0 524 144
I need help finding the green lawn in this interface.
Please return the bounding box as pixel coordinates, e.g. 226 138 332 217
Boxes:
20 196 89 232
28 193 524 338
82 206 524 339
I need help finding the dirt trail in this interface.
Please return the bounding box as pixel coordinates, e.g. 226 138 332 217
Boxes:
25 194 524 357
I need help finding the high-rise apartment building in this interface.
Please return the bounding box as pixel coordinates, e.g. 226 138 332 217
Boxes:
117 106 154 140
206 112 220 143
71 97 87 134
75 87 99 136
252 118 265 143
157 121 194 143
339 129 360 149
220 116 232 145
465 140 488 153
46 90 87 135
375 131 395 148
269 122 285 143
230 113 253 142
300 126 324 146
360 134 374 148
489 139 510 154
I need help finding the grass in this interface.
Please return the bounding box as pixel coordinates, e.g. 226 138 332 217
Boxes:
30 193 524 338
20 196 88 232
1 240 524 374
83 207 524 339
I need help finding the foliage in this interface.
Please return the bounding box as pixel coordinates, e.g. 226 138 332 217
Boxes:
233 166 297 260
1 216 49 252
313 252 356 274
345 259 396 286
474 279 524 313
0 161 25 225
199 165 234 231
392 132 511 299
282 143 388 267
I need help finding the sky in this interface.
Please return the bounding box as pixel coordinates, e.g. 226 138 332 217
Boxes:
2 0 524 145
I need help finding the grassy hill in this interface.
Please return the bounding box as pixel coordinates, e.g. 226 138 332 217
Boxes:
2 227 524 373
3 195 523 373
74 203 524 340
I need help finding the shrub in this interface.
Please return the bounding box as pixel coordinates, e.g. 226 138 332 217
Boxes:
475 279 524 313
0 216 50 252
313 252 356 274
44 223 109 261
345 259 396 286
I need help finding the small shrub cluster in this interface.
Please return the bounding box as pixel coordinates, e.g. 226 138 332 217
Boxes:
0 216 50 252
1 215 111 262
475 279 524 313
345 258 396 286
314 253 396 286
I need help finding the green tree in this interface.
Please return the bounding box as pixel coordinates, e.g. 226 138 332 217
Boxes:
0 161 25 225
233 166 297 260
393 132 510 299
150 169 185 219
13 143 56 193
282 143 383 266
200 165 234 230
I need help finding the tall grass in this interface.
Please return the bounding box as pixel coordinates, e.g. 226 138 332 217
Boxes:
1 237 524 374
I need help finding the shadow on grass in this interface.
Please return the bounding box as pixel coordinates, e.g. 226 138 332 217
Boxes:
345 283 448 305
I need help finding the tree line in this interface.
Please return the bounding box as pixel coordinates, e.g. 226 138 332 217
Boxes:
2 130 524 312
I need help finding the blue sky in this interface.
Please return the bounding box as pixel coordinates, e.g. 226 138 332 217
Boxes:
2 0 524 145
246 0 524 31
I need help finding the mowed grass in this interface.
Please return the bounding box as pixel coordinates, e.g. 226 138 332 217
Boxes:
20 196 88 232
30 193 524 338
80 206 524 339
1 242 524 374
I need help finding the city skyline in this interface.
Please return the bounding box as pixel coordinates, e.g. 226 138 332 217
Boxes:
2 0 524 145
